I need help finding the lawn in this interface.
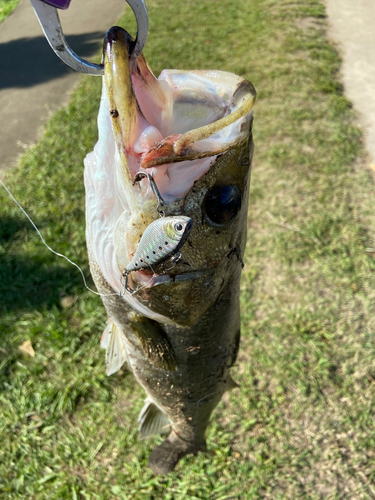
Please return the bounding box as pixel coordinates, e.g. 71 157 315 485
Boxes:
1 0 375 498
0 0 20 24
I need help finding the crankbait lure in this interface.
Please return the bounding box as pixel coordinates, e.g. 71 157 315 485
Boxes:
121 216 193 295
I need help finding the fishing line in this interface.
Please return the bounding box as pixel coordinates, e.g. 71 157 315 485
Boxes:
0 179 119 298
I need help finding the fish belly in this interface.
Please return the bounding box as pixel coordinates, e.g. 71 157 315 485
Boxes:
88 244 241 474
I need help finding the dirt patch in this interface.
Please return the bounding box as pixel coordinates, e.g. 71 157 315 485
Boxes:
295 17 324 30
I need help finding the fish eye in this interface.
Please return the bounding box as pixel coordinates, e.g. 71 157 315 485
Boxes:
204 185 242 225
174 222 184 232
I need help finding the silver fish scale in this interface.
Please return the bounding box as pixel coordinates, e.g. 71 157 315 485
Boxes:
127 216 193 273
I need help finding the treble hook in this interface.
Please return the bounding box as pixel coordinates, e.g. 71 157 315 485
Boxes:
29 0 149 75
133 172 166 216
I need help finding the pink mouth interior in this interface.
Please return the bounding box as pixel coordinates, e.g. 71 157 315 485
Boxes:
122 68 237 201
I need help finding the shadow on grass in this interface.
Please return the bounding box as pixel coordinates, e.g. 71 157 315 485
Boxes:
0 32 103 90
0 213 36 241
0 215 91 313
0 256 89 312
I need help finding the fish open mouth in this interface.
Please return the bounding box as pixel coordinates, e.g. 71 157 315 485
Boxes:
103 26 256 204
84 26 255 312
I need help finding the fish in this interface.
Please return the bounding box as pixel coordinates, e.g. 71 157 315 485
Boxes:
84 26 256 474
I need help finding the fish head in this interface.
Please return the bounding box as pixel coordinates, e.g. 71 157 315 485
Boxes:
85 26 255 326
130 135 254 326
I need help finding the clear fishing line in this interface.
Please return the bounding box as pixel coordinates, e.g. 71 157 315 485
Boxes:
0 179 119 298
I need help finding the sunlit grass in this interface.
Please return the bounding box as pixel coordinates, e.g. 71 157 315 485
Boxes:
1 0 375 498
0 0 20 24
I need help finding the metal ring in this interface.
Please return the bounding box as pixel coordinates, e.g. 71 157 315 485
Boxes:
30 0 149 75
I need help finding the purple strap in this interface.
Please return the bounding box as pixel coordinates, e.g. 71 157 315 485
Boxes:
38 0 71 9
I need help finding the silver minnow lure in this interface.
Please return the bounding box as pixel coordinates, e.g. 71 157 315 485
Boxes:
122 216 193 293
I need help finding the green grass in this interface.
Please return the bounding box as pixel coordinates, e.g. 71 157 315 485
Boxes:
1 0 375 498
0 0 20 24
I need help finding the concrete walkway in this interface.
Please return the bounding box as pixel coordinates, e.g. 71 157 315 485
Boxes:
325 0 375 164
0 0 125 175
1 1 374 174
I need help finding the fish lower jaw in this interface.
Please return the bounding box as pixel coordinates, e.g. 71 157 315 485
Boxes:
132 268 213 289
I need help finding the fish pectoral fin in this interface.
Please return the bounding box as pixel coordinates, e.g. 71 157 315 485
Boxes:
138 400 171 440
105 321 128 376
129 315 178 371
226 376 240 391
100 318 113 349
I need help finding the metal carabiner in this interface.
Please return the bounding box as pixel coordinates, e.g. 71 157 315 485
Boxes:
29 0 149 75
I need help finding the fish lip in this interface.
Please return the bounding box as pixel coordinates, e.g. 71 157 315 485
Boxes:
133 268 214 289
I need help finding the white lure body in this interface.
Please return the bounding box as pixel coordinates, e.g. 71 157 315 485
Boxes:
126 216 193 273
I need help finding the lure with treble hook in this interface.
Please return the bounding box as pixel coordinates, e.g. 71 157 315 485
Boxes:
121 172 193 294
121 216 193 295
